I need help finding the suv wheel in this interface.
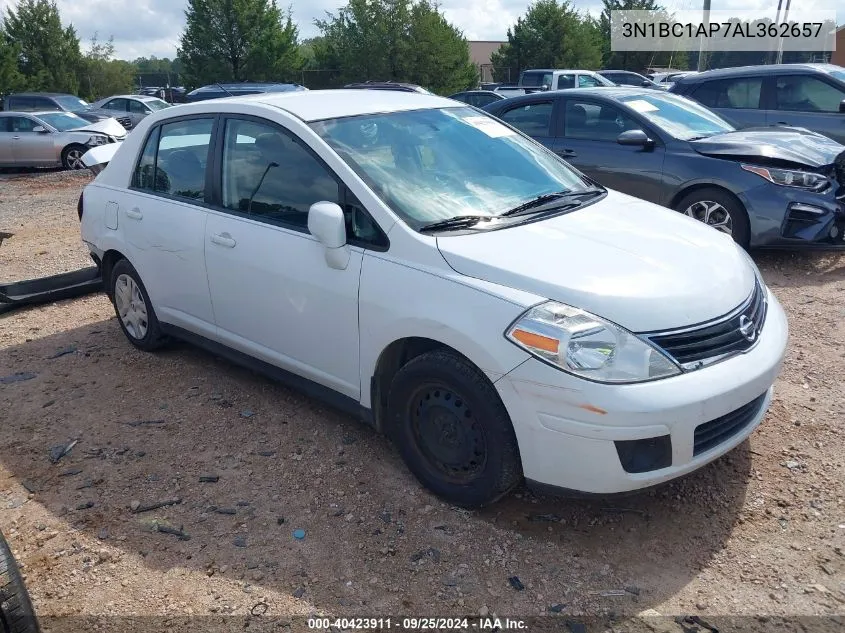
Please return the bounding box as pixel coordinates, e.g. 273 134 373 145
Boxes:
109 259 167 351
387 350 522 508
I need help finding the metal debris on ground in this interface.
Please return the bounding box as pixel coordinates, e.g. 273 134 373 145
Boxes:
250 602 268 616
508 576 525 591
75 501 94 510
199 475 219 483
47 345 77 359
213 507 237 515
49 438 78 463
528 513 562 522
124 419 166 427
240 409 255 418
292 587 306 598
548 604 566 613
131 498 182 513
233 535 247 548
0 372 37 384
595 589 627 597
142 519 190 540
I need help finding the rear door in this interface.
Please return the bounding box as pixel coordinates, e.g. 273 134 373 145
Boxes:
551 97 667 203
0 117 14 164
122 115 217 335
685 76 766 129
765 74 845 144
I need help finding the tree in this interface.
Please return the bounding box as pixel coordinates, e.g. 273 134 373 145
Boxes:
490 0 602 81
3 0 82 93
78 34 134 101
315 0 476 94
598 0 686 72
0 32 25 93
178 0 302 86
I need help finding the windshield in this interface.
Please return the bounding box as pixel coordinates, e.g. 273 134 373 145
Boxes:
618 92 735 140
521 71 553 88
53 95 90 111
311 107 595 230
37 112 89 131
144 98 171 111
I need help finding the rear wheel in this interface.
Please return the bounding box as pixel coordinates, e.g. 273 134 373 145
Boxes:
386 350 522 508
61 145 87 171
109 259 168 351
0 531 40 633
674 187 750 248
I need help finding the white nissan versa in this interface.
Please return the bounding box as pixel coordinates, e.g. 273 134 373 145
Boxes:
78 90 789 507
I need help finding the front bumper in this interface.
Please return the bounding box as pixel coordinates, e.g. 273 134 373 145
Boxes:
741 181 845 248
495 288 788 494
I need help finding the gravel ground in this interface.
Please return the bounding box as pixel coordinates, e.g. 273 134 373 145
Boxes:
0 171 843 630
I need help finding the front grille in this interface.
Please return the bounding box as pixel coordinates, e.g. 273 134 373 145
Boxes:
693 393 767 456
645 280 767 367
116 116 132 129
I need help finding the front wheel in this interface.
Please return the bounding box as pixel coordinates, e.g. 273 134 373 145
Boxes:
674 187 750 248
0 531 40 633
386 350 522 508
61 145 87 171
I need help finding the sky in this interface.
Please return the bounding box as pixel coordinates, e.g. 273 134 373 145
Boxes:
0 0 841 61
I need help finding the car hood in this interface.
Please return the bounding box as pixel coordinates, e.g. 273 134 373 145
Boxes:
72 118 126 137
690 127 844 168
436 190 756 332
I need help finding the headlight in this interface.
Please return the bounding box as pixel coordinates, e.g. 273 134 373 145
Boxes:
741 164 828 192
505 301 681 384
86 135 108 146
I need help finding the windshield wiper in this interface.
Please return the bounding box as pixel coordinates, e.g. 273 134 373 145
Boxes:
499 188 604 217
418 215 493 233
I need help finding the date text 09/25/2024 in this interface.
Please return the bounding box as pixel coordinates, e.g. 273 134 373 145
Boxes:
307 617 528 630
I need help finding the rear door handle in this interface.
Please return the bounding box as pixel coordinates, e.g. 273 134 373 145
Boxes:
126 208 143 220
11 135 20 140
555 149 577 158
210 232 236 248
774 121 789 125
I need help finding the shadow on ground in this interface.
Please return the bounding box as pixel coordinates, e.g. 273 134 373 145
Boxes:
0 309 753 617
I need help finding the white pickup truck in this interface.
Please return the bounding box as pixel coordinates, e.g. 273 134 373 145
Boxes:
493 69 615 97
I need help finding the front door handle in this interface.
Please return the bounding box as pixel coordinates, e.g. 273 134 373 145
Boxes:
11 135 20 140
126 208 143 220
210 232 236 248
774 121 789 126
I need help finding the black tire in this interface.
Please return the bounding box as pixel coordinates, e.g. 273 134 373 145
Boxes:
0 531 40 633
673 187 750 249
109 258 168 351
386 350 522 508
60 144 87 171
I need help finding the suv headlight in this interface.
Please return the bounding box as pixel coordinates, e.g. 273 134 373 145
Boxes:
741 164 828 192
86 134 108 146
505 301 681 384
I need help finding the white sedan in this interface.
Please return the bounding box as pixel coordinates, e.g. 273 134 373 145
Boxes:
78 89 788 507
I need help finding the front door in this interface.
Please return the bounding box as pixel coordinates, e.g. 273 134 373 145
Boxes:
9 116 56 166
121 116 216 335
203 116 364 398
551 98 667 204
765 74 845 144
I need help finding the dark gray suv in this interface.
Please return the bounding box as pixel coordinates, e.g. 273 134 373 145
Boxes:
670 64 845 144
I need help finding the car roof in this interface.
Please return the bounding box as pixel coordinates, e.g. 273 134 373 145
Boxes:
104 95 157 100
599 70 641 74
0 110 81 116
676 63 840 83
8 92 73 98
190 83 302 92
487 86 669 106
164 89 459 122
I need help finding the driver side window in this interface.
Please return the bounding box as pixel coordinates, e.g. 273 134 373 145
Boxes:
10 117 38 133
563 100 641 141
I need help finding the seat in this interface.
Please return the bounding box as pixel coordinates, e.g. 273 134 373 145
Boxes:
566 105 588 137
161 150 204 198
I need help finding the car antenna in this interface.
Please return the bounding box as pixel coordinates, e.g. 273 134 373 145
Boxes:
247 162 279 214
215 83 234 97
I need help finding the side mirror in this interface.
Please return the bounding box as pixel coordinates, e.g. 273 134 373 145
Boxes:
617 129 654 148
32 125 49 133
641 80 652 87
839 99 845 114
308 201 350 270
540 84 550 91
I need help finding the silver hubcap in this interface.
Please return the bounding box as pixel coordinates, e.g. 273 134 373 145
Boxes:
114 274 148 340
683 200 733 235
66 149 85 170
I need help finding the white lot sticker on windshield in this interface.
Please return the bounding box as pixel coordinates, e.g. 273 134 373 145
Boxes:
625 99 659 113
463 116 516 138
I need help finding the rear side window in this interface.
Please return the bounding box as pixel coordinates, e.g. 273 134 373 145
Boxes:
131 118 213 200
499 102 554 136
8 96 34 110
104 99 128 111
578 75 599 88
128 100 149 114
33 97 58 110
691 78 762 109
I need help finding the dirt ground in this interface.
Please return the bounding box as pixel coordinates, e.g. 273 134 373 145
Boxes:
0 171 843 630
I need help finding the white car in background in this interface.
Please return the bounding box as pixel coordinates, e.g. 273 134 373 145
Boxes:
90 94 173 130
0 111 126 170
78 90 788 507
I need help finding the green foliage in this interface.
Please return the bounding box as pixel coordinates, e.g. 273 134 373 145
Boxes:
490 0 602 81
598 0 686 72
77 34 135 100
315 0 477 94
0 31 25 93
3 0 82 93
179 0 303 86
